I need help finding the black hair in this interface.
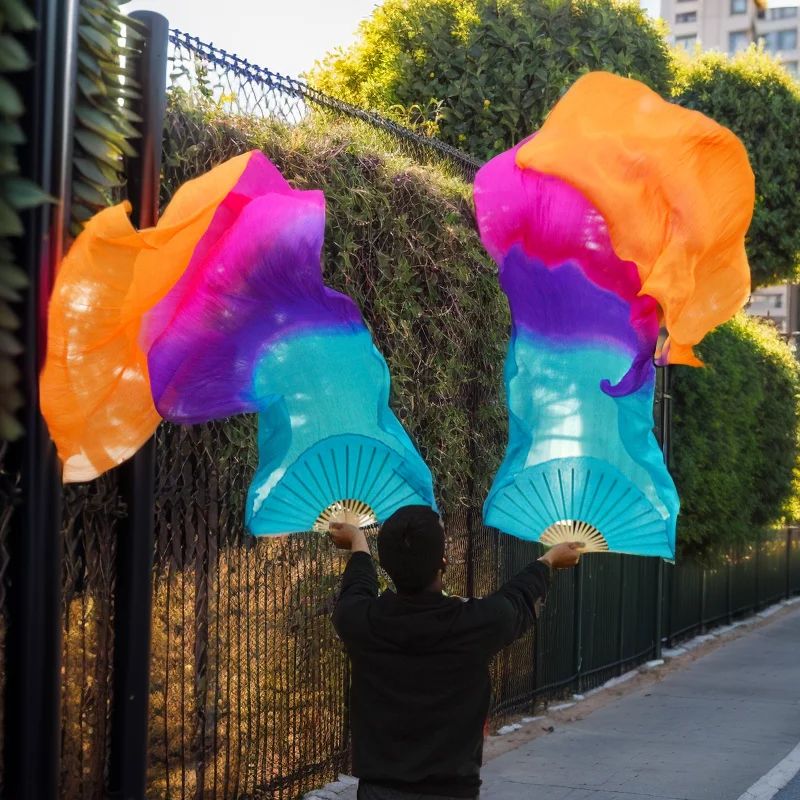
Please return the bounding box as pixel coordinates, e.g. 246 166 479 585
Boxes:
377 505 445 595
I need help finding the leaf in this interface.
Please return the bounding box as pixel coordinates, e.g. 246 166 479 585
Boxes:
73 178 107 207
74 156 122 188
0 409 24 441
76 103 128 139
1 176 55 209
0 122 25 145
0 144 19 175
117 104 143 123
0 302 20 330
0 35 32 72
0 357 21 389
71 203 94 222
0 284 20 303
74 129 123 168
78 49 102 76
0 330 22 356
78 24 114 58
1 0 38 32
0 263 29 290
0 199 23 237
0 76 24 117
78 72 108 99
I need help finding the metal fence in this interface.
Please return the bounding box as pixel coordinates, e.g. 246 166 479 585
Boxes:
4 20 800 800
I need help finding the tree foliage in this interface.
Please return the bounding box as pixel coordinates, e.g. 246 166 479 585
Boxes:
71 0 145 239
671 315 800 562
309 0 672 160
672 48 800 288
162 96 507 511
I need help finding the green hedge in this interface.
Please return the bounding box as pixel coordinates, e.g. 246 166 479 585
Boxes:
671 314 800 562
164 99 800 560
162 100 507 511
672 48 800 288
309 0 672 161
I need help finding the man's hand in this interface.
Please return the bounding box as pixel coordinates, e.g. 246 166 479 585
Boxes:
538 542 583 570
328 522 370 554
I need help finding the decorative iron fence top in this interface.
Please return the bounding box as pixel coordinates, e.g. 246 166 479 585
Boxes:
168 29 485 180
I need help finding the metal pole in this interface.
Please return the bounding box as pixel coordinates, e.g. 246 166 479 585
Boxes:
107 13 168 800
617 556 626 667
699 569 707 634
786 527 792 600
754 533 761 612
654 364 671 656
3 0 77 797
573 557 584 690
654 557 663 659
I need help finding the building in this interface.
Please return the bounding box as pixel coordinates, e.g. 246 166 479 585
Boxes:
660 0 799 77
660 0 800 342
744 284 800 336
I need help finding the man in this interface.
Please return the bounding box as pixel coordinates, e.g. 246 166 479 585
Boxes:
329 504 582 800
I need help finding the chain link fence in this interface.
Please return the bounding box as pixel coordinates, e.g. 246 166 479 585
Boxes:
48 31 800 800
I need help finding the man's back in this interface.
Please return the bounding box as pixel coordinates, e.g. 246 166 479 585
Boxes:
333 551 551 799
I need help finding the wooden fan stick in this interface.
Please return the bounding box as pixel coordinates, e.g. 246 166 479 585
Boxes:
313 499 378 533
539 520 609 553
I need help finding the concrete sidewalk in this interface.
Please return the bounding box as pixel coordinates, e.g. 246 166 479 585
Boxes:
307 608 800 800
480 609 800 800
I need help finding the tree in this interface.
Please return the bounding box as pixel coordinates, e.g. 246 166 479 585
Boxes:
309 0 672 160
672 48 800 288
670 314 800 563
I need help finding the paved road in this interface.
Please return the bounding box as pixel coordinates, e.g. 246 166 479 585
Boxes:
480 609 800 800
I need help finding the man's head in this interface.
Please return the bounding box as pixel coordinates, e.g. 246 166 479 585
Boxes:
377 505 445 595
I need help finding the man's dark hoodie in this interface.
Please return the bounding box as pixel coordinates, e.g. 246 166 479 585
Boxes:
333 551 551 798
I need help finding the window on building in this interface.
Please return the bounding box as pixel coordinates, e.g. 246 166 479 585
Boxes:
764 6 799 19
762 29 798 54
676 34 698 50
731 0 747 14
729 30 751 53
676 10 697 22
785 60 799 76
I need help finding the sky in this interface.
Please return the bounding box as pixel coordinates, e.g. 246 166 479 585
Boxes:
126 0 663 79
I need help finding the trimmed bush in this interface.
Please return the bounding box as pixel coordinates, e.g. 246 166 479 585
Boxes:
162 99 507 511
309 0 671 160
672 48 800 288
671 314 800 562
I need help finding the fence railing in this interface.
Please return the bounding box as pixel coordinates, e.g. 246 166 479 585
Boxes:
167 30 483 182
5 20 800 800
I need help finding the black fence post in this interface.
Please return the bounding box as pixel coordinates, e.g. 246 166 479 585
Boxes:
617 556 626 669
654 558 663 659
573 557 584 690
3 0 79 797
699 569 707 634
727 557 733 625
786 527 792 600
754 534 761 612
654 364 671 656
107 12 168 800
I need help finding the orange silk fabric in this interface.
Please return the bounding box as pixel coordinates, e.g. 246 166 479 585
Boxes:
40 153 252 482
516 72 755 367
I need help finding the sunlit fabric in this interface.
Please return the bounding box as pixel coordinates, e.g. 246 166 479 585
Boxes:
41 151 257 482
146 158 437 535
42 149 435 534
476 74 754 558
516 71 755 368
474 139 680 558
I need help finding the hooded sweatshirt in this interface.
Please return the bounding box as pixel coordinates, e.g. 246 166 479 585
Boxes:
333 551 551 798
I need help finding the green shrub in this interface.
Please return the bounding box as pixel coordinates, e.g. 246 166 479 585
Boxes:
162 99 507 510
671 314 800 562
308 0 671 160
672 48 800 288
